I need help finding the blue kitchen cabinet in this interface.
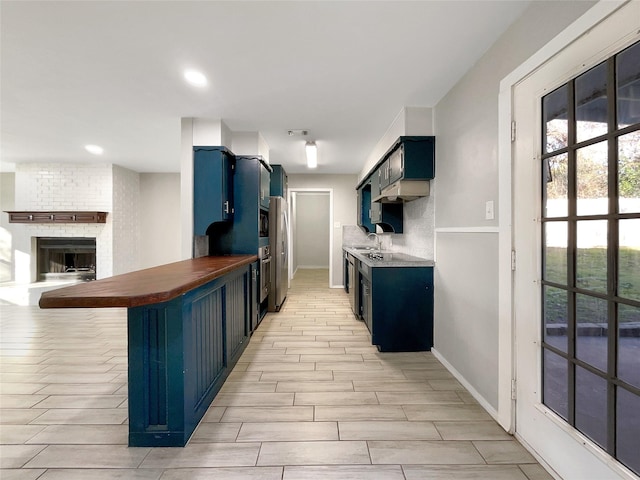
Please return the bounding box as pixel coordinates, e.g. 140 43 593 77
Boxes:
358 262 433 352
209 155 272 255
270 164 288 198
378 136 436 186
357 184 376 233
356 136 435 234
193 146 235 235
358 174 403 233
127 264 250 447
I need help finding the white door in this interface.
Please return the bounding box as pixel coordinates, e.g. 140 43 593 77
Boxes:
512 2 640 479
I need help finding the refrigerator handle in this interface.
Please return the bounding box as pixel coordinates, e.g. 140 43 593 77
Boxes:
283 209 290 260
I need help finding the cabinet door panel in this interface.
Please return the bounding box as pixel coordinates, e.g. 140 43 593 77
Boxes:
193 147 234 235
357 186 376 232
225 272 249 362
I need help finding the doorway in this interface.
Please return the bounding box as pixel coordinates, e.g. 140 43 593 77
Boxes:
510 2 639 478
288 189 333 285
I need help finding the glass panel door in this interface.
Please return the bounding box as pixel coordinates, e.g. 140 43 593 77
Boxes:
540 39 640 476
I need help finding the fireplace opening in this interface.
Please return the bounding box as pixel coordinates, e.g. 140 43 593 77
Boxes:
37 237 96 282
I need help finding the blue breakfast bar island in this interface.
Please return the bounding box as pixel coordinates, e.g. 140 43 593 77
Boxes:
39 255 257 447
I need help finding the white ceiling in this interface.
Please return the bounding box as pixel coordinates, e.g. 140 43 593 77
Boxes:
1 1 531 174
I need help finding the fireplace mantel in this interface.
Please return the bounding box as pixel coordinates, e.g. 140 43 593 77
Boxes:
5 211 108 224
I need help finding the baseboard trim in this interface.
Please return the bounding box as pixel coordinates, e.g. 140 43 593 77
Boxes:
430 347 500 422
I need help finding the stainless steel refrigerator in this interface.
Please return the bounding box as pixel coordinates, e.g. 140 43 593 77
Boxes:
268 196 289 311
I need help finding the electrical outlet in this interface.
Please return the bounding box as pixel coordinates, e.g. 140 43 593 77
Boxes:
485 201 495 220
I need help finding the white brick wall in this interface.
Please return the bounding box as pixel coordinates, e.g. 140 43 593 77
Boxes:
12 162 140 281
16 163 112 211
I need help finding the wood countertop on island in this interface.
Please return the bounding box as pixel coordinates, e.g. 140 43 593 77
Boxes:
39 255 257 309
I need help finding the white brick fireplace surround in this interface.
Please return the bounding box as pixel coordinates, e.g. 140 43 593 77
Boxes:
11 162 140 285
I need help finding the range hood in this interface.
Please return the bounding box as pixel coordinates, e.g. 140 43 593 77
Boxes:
373 180 430 203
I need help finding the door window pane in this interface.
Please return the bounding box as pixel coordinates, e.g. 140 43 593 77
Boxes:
543 349 568 420
576 62 609 142
618 132 640 214
575 366 607 449
616 388 640 475
576 294 608 372
576 220 608 293
577 142 608 216
543 222 567 285
540 40 640 472
618 304 640 389
616 40 640 129
544 286 567 352
619 219 640 301
543 85 568 153
544 153 568 217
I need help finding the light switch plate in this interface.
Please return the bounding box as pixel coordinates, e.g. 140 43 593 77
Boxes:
334 222 341 229
485 201 495 220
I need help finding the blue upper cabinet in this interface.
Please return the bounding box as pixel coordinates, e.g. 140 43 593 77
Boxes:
269 164 288 198
193 146 235 236
392 136 435 181
357 184 376 233
378 136 435 187
356 136 435 234
210 155 272 255
358 177 403 233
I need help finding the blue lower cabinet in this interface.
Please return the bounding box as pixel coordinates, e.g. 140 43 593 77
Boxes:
360 265 433 352
127 266 250 447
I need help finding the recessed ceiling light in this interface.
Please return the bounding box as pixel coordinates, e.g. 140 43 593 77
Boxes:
85 144 104 155
184 69 207 87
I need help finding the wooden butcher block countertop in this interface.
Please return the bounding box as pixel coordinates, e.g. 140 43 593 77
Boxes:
39 255 257 309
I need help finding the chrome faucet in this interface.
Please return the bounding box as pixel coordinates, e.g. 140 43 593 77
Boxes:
367 232 381 251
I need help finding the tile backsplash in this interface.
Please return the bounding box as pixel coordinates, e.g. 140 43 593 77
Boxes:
342 191 434 260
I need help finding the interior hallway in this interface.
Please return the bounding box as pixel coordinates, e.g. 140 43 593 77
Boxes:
0 269 551 479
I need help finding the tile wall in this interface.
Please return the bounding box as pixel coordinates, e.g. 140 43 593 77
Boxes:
342 191 435 260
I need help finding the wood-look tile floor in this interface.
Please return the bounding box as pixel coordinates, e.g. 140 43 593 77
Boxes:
0 269 553 479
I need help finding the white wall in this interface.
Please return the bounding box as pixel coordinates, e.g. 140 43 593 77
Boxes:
431 0 596 412
0 173 16 282
232 131 270 163
288 174 358 287
139 173 181 269
295 193 330 268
